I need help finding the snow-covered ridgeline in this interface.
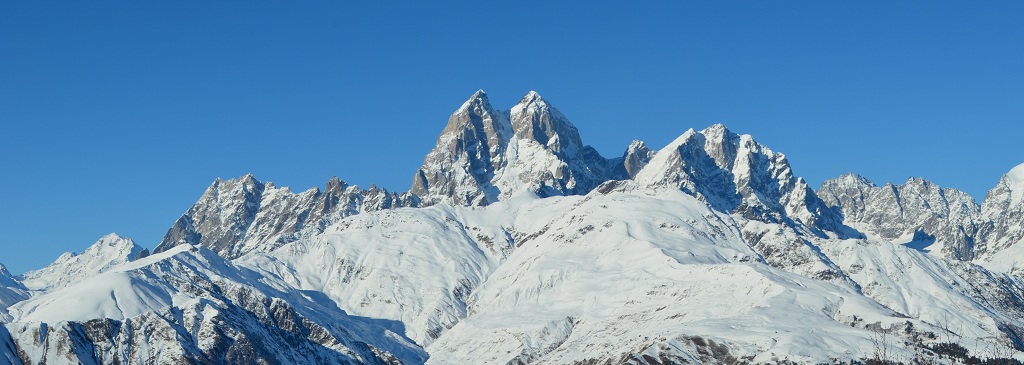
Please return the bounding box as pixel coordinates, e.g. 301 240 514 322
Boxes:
2 90 1024 363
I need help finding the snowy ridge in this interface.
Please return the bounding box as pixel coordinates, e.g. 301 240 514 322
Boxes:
817 163 1024 269
154 174 416 259
19 233 148 292
0 264 27 323
6 244 424 364
4 91 1024 363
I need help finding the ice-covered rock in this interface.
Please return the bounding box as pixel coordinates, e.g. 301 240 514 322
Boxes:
819 174 984 259
154 175 416 259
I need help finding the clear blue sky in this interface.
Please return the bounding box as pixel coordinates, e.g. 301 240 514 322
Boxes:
1 2 1022 274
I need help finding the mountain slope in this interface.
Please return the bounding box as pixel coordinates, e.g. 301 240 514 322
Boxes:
5 244 424 365
427 187 1024 363
19 233 148 292
0 265 27 323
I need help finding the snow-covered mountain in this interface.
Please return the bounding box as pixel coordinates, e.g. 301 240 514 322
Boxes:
19 233 149 292
154 175 417 259
6 244 423 364
3 90 1024 364
634 124 845 236
411 91 623 206
973 163 1024 272
817 164 1024 267
0 264 27 323
818 174 984 259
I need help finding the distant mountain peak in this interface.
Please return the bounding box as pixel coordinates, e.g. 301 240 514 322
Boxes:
819 173 983 259
1004 162 1024 204
832 173 876 187
19 233 147 292
701 122 732 135
518 90 543 104
635 125 843 235
509 91 581 157
414 90 615 206
156 174 415 259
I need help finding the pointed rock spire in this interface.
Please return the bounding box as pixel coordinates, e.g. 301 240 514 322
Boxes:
412 90 618 206
621 140 654 179
411 89 512 206
509 91 583 158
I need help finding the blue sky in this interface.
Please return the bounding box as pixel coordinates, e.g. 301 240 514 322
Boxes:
1 2 1022 274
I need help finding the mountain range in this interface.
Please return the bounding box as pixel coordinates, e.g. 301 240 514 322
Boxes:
2 90 1024 364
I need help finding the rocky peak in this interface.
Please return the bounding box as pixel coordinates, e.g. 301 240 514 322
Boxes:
699 124 742 170
155 175 267 257
411 90 511 206
413 90 617 206
621 140 654 179
817 173 877 221
982 163 1024 215
156 175 415 259
635 125 843 235
509 91 583 159
819 175 983 259
977 163 1024 256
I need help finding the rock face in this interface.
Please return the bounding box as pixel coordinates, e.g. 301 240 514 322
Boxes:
619 140 654 179
410 90 512 206
978 163 1024 257
412 91 619 206
818 174 984 259
154 175 416 259
634 124 845 236
0 265 27 323
817 163 1024 262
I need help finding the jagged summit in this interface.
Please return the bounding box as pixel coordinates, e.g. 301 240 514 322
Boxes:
976 163 1024 258
411 89 510 206
819 174 983 259
634 124 843 235
620 140 654 179
413 90 613 206
155 174 416 259
509 90 583 158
